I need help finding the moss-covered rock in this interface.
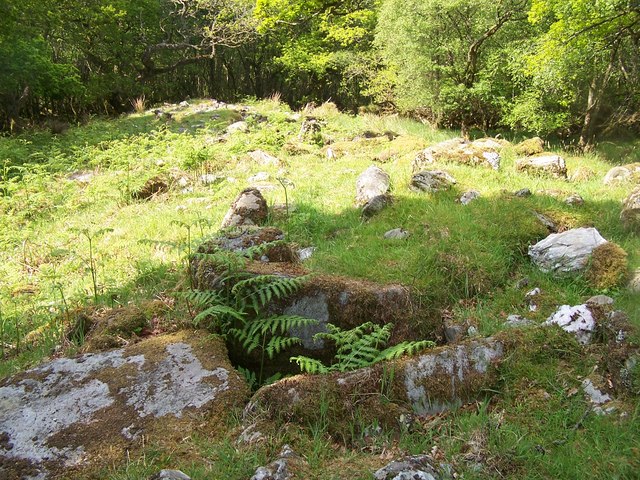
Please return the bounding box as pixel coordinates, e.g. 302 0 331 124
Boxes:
586 242 629 290
514 137 545 156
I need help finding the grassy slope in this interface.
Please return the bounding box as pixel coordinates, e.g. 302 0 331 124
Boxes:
0 99 639 478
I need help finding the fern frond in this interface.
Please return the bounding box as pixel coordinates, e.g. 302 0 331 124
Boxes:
375 340 435 362
291 356 330 374
233 275 308 313
265 336 301 359
138 238 181 250
193 305 245 326
180 289 225 306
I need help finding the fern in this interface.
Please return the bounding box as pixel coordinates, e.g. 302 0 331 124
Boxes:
293 322 435 374
232 275 308 314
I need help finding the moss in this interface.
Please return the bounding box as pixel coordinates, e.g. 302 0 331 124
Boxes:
586 242 629 290
514 137 544 156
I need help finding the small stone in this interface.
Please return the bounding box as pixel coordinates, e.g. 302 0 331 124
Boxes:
504 315 533 328
514 188 532 197
544 304 595 345
298 247 316 261
384 228 410 240
603 165 637 184
149 469 192 480
460 190 480 205
326 147 336 160
373 455 452 480
248 150 280 167
199 174 224 185
410 170 457 193
248 172 270 183
533 211 558 232
361 194 391 219
569 166 595 182
221 188 268 228
620 186 640 233
226 121 248 134
585 295 614 309
565 193 584 206
629 269 640 293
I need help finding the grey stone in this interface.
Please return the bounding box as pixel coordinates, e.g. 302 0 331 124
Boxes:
248 171 270 183
582 378 616 415
460 190 480 205
629 269 640 293
149 469 192 480
384 228 411 240
544 304 595 345
565 193 585 206
410 170 456 193
248 150 281 167
199 174 224 185
585 295 614 309
356 166 391 206
620 186 640 233
373 455 452 480
250 445 299 480
528 227 607 274
68 171 94 184
283 294 330 350
603 164 640 185
226 121 248 134
516 154 567 178
221 188 268 228
504 315 533 328
533 211 558 233
514 188 532 197
297 246 316 261
412 137 506 171
362 194 391 219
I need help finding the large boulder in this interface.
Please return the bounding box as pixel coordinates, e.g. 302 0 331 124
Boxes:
356 166 391 206
514 137 545 156
412 137 505 171
247 337 505 432
528 227 607 274
221 188 268 228
515 154 567 178
603 163 640 185
0 332 248 480
410 170 457 193
621 186 640 233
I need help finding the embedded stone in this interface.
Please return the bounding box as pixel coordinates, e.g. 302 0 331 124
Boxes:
410 170 457 193
516 154 567 178
412 137 506 171
356 166 391 206
528 227 607 274
544 304 595 345
620 186 640 233
221 188 268 228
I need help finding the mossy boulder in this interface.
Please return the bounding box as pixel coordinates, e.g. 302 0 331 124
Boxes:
514 137 545 156
221 187 268 228
585 242 628 290
412 137 506 171
620 186 640 233
0 331 248 480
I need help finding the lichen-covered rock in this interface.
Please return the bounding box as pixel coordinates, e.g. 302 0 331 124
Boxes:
412 138 505 171
248 150 281 167
528 227 607 274
0 332 248 480
514 137 545 156
247 337 505 431
459 190 480 205
620 186 640 233
221 187 268 228
410 170 457 193
603 163 640 185
516 154 567 178
250 445 304 480
149 470 192 480
384 228 410 240
373 455 453 480
356 166 391 206
544 304 595 345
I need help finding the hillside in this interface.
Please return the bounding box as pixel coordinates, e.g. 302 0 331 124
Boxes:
0 99 639 479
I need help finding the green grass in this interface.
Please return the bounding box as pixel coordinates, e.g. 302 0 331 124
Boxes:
1 98 639 478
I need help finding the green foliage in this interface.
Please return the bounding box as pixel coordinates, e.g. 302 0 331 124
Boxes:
292 322 434 374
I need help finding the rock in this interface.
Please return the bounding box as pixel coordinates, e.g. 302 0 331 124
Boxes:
569 166 596 182
544 304 595 345
515 154 567 178
504 315 533 328
68 171 94 184
250 445 303 480
248 338 505 425
586 295 614 310
362 194 391 219
533 211 558 233
514 137 545 156
410 170 457 193
356 166 391 206
603 163 640 185
384 228 410 240
373 455 453 480
0 332 248 480
149 469 192 480
412 137 506 171
326 147 337 160
620 186 640 232
132 176 169 200
248 172 270 183
584 242 628 289
236 423 265 445
248 150 281 167
629 269 640 293
199 174 224 185
525 287 542 312
221 188 268 228
565 193 584 206
298 117 322 141
226 121 248 134
197 226 297 263
459 190 480 205
297 246 316 261
514 188 532 197
528 227 607 274
582 378 616 415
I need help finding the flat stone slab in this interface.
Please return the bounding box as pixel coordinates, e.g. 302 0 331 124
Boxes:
412 137 505 171
0 332 248 479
